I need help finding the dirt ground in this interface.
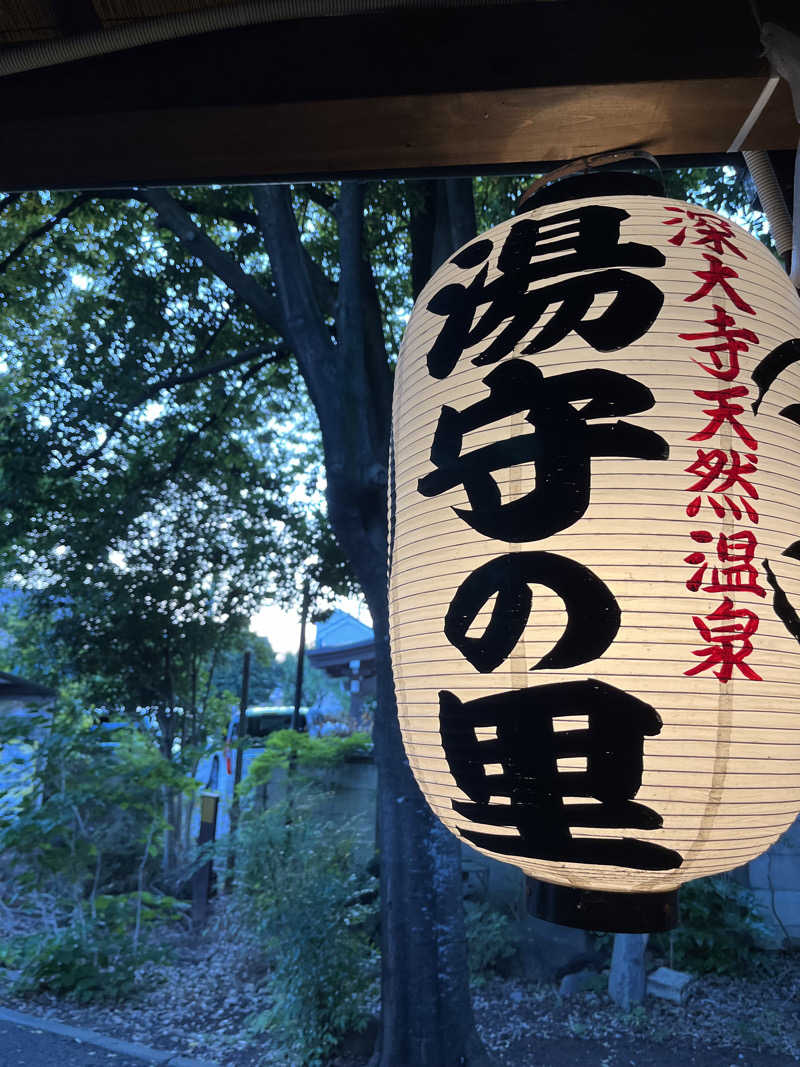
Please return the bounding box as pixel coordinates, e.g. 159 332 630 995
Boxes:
491 1035 796 1066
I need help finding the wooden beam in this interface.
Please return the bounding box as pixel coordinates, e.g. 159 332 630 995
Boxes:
0 76 795 190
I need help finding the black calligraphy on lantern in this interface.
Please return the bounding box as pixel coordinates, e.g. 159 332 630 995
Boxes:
750 338 800 649
415 201 682 872
439 680 683 870
444 552 621 673
424 204 666 379
418 358 668 541
665 205 764 682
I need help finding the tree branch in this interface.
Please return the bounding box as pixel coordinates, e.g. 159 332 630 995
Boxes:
175 197 259 229
408 181 438 300
338 183 391 452
63 344 288 477
307 185 338 215
337 182 367 372
252 185 336 416
115 354 274 526
254 185 338 320
159 355 273 486
444 177 477 250
360 255 393 432
0 193 91 275
136 188 288 335
326 184 392 514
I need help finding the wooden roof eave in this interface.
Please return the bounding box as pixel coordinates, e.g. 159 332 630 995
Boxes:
0 2 798 190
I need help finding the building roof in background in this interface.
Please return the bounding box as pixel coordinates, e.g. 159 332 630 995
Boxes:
309 611 375 678
314 610 374 650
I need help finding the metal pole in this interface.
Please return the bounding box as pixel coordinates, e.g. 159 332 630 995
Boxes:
233 649 251 793
226 649 251 889
292 578 310 731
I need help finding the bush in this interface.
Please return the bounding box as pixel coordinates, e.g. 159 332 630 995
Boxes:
92 891 189 933
242 728 372 793
464 899 517 981
0 890 181 1003
224 790 378 1066
10 922 157 1003
653 876 769 976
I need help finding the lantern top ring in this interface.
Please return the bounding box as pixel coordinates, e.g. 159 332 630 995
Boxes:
519 148 663 211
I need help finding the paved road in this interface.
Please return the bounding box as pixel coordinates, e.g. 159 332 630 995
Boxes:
0 1020 144 1067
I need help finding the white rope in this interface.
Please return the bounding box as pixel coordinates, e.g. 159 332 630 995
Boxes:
727 75 780 153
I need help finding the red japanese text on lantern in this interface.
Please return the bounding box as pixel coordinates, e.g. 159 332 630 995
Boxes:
662 205 747 259
664 206 764 682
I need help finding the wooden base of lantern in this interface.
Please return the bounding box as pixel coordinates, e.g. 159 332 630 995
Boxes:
526 878 679 933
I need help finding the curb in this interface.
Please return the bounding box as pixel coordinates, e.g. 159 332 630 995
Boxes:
0 1005 219 1066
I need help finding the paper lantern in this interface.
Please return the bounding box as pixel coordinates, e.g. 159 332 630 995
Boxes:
388 171 800 930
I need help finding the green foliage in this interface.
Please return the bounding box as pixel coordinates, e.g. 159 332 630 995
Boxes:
463 899 517 981
0 701 191 964
0 707 189 1003
474 174 539 228
0 187 357 767
4 890 184 1003
91 891 189 933
224 793 378 1066
8 921 161 1003
211 640 342 710
0 705 186 895
652 876 769 976
242 728 372 792
664 166 773 250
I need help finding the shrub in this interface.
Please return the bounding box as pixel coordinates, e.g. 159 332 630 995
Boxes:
11 922 160 1003
225 790 378 1066
464 899 517 981
91 891 189 933
242 728 372 793
653 876 769 976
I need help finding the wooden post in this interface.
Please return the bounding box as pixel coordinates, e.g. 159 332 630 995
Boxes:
191 791 219 927
226 649 251 889
608 933 649 1009
233 649 251 793
292 578 311 731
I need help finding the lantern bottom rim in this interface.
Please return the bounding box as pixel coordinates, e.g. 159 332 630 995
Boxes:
526 879 679 933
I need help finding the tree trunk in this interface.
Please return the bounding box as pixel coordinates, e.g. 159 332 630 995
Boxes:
364 584 493 1067
361 178 491 1066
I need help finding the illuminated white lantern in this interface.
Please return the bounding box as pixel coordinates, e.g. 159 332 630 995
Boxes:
388 171 800 930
